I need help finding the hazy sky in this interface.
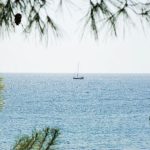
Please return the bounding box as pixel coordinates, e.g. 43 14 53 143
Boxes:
0 2 150 73
0 30 150 73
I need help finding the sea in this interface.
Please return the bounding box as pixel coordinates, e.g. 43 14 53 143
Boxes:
0 74 150 150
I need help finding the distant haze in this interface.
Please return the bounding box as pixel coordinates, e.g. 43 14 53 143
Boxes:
0 26 150 73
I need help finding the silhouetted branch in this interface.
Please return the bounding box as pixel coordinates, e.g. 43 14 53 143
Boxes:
0 0 150 40
13 127 60 150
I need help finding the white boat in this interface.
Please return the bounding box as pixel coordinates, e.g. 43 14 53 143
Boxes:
73 63 84 79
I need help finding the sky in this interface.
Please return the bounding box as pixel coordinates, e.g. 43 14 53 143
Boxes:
0 30 150 73
0 1 150 73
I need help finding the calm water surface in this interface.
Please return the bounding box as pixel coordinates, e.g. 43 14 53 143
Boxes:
1 74 150 150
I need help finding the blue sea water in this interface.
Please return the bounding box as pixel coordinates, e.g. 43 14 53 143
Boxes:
1 74 150 150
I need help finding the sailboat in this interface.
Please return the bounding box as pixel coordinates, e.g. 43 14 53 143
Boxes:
73 63 84 79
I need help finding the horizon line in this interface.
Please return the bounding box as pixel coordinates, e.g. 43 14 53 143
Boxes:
1 72 150 74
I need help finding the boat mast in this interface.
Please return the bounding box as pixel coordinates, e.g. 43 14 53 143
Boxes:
77 63 79 77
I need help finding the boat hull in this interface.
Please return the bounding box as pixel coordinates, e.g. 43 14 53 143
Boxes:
73 77 84 79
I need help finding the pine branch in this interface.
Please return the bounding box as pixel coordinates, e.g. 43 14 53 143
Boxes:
13 127 60 150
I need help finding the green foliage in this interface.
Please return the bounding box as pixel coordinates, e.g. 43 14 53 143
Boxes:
0 0 59 38
0 77 4 89
82 0 150 39
0 0 150 39
13 127 60 150
0 77 4 111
